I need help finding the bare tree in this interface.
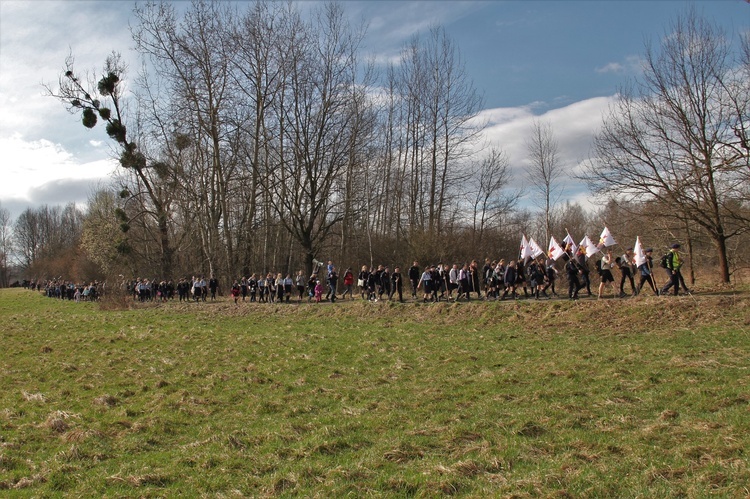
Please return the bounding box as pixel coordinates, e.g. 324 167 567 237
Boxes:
13 209 42 272
0 203 13 286
373 63 401 239
132 0 240 279
338 61 379 269
525 119 563 244
229 0 289 274
395 26 484 239
724 27 750 182
267 2 365 274
555 201 590 244
466 147 520 249
583 10 749 283
12 204 84 277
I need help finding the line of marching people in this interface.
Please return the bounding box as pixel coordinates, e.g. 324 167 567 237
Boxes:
173 234 691 305
36 229 690 306
376 233 691 303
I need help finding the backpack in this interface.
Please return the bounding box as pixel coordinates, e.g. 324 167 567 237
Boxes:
660 252 670 269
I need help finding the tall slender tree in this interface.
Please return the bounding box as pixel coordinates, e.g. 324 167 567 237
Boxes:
133 0 239 279
0 203 12 287
526 119 563 244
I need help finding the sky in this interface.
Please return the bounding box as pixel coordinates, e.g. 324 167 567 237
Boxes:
0 0 748 218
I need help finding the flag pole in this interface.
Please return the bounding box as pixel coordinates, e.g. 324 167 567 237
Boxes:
600 221 623 296
648 251 659 292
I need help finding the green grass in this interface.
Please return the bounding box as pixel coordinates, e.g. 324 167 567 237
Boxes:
1 288 749 497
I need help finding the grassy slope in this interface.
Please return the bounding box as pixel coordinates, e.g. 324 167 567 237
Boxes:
1 288 748 497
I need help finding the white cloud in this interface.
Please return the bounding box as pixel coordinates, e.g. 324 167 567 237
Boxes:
479 95 612 162
352 1 490 69
0 1 135 143
565 189 601 215
0 1 130 215
595 62 624 74
595 55 644 74
475 95 615 208
0 133 116 204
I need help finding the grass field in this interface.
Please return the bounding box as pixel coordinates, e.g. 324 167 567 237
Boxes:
1 288 749 497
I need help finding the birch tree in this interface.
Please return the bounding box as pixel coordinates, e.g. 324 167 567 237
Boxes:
0 204 12 286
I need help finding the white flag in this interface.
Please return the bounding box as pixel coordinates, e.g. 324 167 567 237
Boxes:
634 236 647 267
528 237 544 258
520 235 532 260
579 235 600 257
563 231 578 256
599 227 617 247
549 236 566 261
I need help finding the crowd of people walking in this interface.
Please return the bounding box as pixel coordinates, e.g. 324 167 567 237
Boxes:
29 279 102 302
31 240 691 305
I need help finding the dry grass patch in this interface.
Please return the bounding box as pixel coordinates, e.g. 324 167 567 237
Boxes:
62 428 105 442
106 472 172 487
39 410 79 433
21 391 46 402
7 474 47 490
383 443 426 463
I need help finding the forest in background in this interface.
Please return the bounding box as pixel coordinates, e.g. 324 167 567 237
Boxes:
0 2 747 288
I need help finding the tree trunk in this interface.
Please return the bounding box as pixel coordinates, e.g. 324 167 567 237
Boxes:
304 250 315 278
715 233 730 283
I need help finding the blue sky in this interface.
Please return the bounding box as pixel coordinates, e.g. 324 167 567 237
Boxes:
0 0 747 217
351 1 748 109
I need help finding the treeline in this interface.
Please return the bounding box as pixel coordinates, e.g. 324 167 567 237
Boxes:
4 196 748 289
9 3 747 287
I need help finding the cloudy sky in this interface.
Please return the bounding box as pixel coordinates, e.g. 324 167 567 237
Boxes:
0 0 747 217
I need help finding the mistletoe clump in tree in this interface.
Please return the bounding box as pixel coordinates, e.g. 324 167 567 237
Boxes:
51 52 175 278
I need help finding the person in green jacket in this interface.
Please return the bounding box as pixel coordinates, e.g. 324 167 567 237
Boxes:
660 244 684 296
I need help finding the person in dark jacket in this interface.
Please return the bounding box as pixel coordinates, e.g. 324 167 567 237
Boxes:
637 248 659 295
528 257 548 299
566 258 584 300
543 258 558 297
576 248 591 297
209 275 219 301
500 260 518 300
470 260 482 299
618 248 637 297
457 263 472 301
380 266 391 300
357 265 369 300
408 261 420 299
389 266 404 302
327 267 338 303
